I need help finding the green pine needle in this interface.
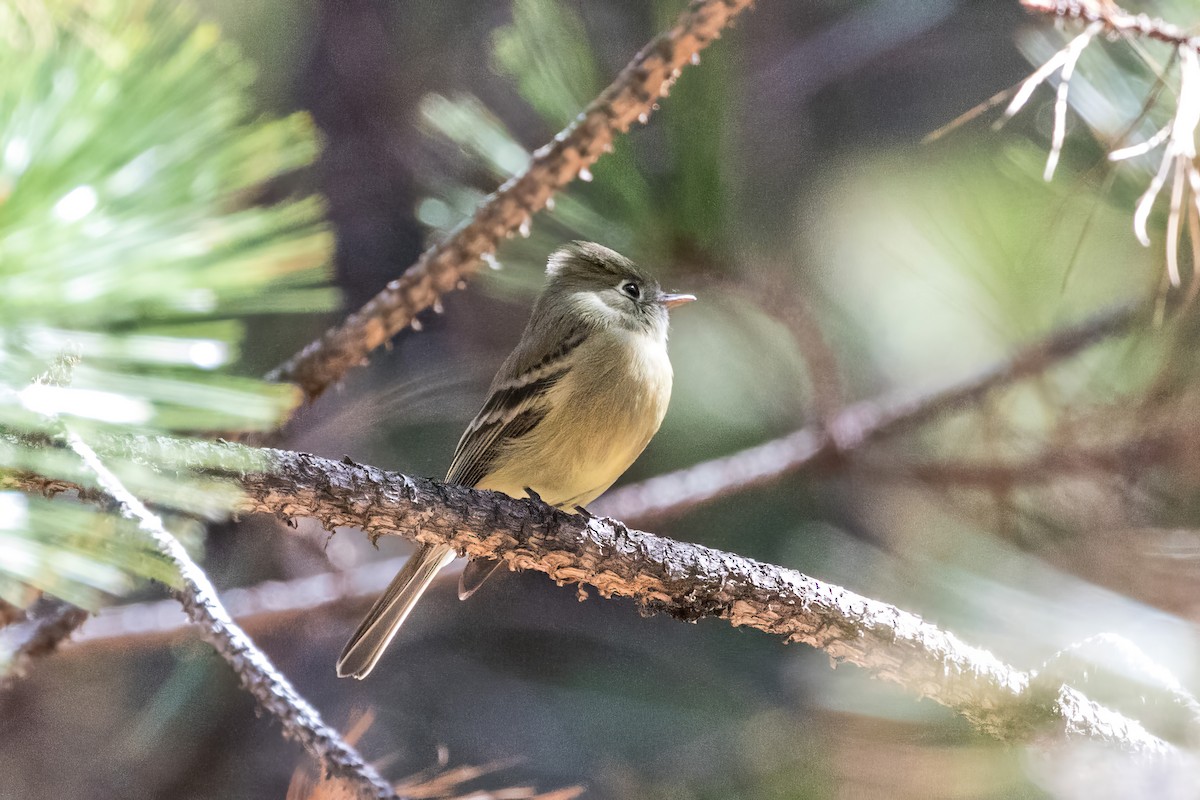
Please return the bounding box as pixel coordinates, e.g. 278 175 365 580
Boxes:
0 0 336 609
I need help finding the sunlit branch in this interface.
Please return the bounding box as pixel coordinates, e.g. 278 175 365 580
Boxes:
1002 19 1103 181
269 0 757 402
48 304 1146 653
60 432 398 800
2 435 1178 755
1021 0 1198 49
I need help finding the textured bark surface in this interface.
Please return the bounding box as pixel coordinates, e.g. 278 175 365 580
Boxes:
227 448 1168 750
3 434 1176 755
268 0 757 400
60 434 398 800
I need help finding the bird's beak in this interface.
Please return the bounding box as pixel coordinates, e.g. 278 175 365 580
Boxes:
660 292 697 309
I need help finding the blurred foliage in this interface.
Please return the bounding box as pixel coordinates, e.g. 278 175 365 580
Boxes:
392 2 1200 797
0 492 177 610
409 0 803 476
415 0 728 296
0 0 334 608
7 0 1200 797
490 0 600 127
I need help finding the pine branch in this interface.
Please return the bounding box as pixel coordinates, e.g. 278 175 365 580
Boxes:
595 302 1142 523
0 597 88 687
52 303 1146 650
268 0 757 401
3 434 1178 755
60 432 398 800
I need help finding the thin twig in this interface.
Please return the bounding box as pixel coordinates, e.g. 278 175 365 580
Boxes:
269 0 757 401
70 556 414 649
594 302 1142 523
1017 0 1200 289
1022 0 1198 49
0 597 88 687
60 431 397 800
1002 19 1103 181
289 716 584 800
2 435 1178 754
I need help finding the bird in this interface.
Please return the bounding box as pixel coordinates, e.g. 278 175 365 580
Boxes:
336 241 695 679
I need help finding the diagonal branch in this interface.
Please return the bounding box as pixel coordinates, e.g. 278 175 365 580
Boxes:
268 0 757 401
60 432 398 800
0 597 89 687
227 448 1177 753
2 434 1177 755
1022 0 1198 49
595 302 1143 523
69 556 414 649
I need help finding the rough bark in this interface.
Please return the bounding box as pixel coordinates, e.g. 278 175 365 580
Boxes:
61 432 397 800
5 434 1172 754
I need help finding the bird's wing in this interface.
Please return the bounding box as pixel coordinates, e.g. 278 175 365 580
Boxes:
444 325 589 488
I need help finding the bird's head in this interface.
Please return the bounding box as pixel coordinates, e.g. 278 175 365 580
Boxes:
543 241 695 338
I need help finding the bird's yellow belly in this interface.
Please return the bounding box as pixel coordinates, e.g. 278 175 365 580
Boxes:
478 341 671 510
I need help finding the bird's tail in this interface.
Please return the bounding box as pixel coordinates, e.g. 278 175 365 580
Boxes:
457 557 503 600
336 543 456 679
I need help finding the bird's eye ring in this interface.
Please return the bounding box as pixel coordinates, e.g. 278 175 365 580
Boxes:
620 281 641 299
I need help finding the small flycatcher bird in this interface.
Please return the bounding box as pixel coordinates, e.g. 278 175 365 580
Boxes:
336 241 695 679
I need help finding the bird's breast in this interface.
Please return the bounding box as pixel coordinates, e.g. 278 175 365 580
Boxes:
480 330 673 509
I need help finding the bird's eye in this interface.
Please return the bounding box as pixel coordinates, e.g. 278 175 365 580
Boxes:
620 282 641 300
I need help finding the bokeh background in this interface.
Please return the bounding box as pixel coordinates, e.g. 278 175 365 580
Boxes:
5 0 1200 797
